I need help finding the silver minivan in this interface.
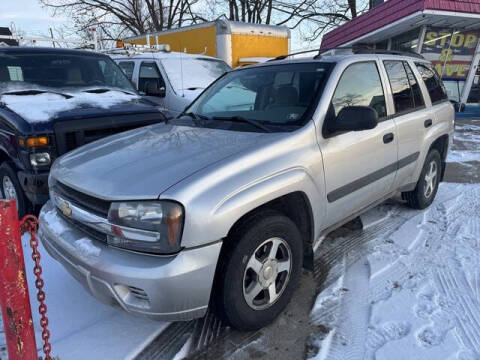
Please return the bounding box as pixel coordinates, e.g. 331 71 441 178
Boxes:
112 51 231 116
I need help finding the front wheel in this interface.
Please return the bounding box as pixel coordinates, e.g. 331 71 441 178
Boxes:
0 162 29 217
402 149 442 210
214 211 303 331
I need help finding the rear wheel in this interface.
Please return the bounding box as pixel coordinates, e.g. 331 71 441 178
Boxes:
213 210 303 331
0 162 29 217
402 149 441 210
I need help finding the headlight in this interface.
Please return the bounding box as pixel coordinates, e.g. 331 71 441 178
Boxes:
107 201 184 254
30 152 51 167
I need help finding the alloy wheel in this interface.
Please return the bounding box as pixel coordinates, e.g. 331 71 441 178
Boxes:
242 237 292 310
2 175 18 203
424 160 438 199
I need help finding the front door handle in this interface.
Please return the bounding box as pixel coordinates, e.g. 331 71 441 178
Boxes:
424 119 433 128
383 133 394 144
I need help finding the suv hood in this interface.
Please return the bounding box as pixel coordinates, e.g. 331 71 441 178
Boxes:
51 124 278 200
1 90 162 132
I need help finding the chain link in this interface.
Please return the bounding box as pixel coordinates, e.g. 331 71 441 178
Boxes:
20 215 52 360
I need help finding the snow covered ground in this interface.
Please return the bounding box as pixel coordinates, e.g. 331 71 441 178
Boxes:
309 183 480 360
0 234 168 360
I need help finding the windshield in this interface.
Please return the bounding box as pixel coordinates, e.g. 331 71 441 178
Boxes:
160 57 231 92
185 62 333 130
0 51 136 93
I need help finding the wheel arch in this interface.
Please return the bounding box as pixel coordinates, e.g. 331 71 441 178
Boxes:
0 149 10 164
428 134 449 181
224 191 315 271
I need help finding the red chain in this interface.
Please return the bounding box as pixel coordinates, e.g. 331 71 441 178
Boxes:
20 215 52 360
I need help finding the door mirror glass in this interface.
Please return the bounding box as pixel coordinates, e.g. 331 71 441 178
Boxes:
334 106 379 132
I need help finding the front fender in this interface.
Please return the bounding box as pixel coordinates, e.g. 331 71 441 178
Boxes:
173 167 325 248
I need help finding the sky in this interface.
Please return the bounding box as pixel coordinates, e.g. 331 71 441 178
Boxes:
2 0 315 50
3 0 68 35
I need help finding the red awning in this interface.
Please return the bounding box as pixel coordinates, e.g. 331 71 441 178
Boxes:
321 0 480 50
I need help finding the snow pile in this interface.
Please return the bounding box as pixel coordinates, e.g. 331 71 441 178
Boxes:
309 183 480 360
447 150 480 163
446 120 480 164
0 90 140 122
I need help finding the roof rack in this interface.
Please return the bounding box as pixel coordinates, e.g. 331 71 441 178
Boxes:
102 43 171 56
315 46 425 59
269 49 320 61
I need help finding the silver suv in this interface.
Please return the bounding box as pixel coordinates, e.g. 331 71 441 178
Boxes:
39 52 454 330
111 51 231 117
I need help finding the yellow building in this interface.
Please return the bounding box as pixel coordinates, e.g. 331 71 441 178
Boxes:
121 19 291 68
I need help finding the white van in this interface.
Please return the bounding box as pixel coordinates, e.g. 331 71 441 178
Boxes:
111 50 231 117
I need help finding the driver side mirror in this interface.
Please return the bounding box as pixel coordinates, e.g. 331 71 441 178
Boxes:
333 106 379 133
145 81 166 98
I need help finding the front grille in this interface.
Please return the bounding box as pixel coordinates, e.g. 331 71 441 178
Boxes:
53 113 161 155
54 181 110 218
57 210 107 243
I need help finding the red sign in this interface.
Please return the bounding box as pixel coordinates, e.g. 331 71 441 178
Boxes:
422 27 479 79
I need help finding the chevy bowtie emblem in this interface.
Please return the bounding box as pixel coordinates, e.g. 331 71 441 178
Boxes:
59 200 72 217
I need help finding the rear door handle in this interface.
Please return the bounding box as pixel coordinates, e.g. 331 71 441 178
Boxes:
383 133 394 144
424 119 433 128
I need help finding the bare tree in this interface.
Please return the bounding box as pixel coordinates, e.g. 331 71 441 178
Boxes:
40 0 373 43
273 0 372 41
220 0 373 40
40 0 206 41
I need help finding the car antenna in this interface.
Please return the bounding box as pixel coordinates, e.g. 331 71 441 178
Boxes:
180 44 185 98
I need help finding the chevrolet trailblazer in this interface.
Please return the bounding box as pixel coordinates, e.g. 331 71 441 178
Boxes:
39 50 454 330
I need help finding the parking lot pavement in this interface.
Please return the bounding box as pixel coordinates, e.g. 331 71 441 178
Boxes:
444 117 480 183
136 117 480 360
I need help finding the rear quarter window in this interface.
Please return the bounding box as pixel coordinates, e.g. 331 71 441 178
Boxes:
415 63 448 104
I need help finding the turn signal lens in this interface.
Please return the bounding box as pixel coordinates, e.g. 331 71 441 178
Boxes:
26 136 49 147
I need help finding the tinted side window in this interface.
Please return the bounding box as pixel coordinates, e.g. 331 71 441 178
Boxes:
404 62 425 108
415 63 448 104
328 62 387 128
138 62 165 93
384 61 415 113
118 61 135 80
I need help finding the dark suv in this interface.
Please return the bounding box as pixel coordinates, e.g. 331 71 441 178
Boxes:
0 47 166 216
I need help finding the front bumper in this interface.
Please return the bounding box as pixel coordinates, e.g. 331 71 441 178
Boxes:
38 201 222 321
18 170 49 205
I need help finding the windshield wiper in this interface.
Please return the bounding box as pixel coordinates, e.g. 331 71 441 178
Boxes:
211 115 272 133
170 113 272 133
82 88 136 95
0 89 72 99
169 111 209 124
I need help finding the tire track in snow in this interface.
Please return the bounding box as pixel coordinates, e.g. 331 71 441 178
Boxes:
434 266 480 353
136 321 196 359
314 206 410 288
309 184 475 359
310 258 372 360
427 187 480 356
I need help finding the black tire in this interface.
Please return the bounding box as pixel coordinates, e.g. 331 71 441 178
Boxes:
213 210 303 331
0 162 29 218
402 149 442 210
